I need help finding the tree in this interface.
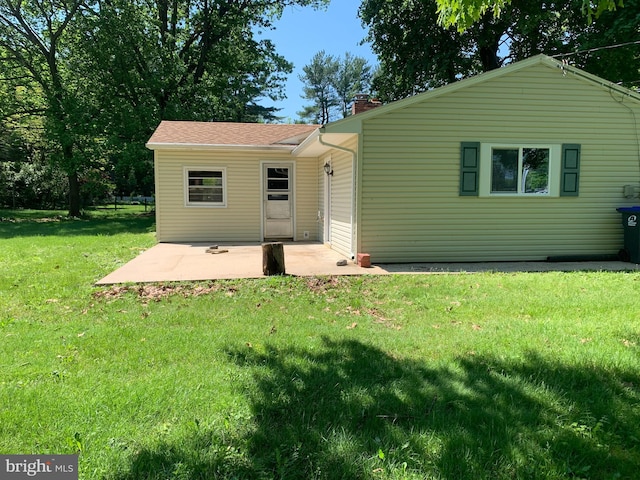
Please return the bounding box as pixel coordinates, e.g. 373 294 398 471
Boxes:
435 0 624 30
299 51 373 123
507 0 640 86
0 0 90 216
333 52 373 118
360 0 479 101
73 0 330 196
360 0 640 102
0 113 70 209
78 0 322 123
299 51 340 124
0 0 329 214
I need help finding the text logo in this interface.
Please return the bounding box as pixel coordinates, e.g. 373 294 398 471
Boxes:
1 455 78 480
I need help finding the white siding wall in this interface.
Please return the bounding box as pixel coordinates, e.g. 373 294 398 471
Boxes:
154 149 319 243
328 139 356 258
359 63 640 262
318 155 327 244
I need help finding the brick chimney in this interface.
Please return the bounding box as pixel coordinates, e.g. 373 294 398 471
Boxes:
351 94 382 115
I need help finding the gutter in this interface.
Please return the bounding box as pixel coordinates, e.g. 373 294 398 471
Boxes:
318 130 358 260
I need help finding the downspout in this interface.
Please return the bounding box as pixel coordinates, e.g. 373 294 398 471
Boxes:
318 131 358 260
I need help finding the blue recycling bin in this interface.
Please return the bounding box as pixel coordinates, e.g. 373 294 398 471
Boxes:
616 206 640 263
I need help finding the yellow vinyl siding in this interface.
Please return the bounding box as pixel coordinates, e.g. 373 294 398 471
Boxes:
294 159 320 241
154 149 319 243
358 62 640 262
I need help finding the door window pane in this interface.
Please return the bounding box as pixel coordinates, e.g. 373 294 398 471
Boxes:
268 194 288 201
267 168 289 191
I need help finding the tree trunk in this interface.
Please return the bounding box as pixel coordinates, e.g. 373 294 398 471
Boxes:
479 45 500 71
262 242 286 276
67 170 81 217
476 12 504 72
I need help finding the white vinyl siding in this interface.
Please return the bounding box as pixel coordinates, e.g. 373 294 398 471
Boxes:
326 138 357 258
357 62 640 262
318 154 328 244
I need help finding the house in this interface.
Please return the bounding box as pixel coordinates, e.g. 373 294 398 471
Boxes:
147 54 640 263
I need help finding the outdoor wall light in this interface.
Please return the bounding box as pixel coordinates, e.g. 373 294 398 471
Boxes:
323 162 333 176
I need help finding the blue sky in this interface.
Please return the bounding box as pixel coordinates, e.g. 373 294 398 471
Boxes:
257 2 378 122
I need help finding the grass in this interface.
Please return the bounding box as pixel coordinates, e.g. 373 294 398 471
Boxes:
1 208 639 479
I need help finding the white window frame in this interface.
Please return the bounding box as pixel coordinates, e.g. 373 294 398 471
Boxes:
183 166 227 208
479 144 561 197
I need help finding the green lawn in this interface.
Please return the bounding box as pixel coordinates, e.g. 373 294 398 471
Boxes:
1 209 639 479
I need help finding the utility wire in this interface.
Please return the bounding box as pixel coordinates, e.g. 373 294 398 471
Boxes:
551 40 640 58
550 40 640 86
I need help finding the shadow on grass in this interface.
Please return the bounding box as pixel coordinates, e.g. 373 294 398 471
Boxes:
0 213 155 238
116 339 640 479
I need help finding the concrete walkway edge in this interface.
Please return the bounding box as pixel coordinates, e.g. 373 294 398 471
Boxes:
96 243 640 285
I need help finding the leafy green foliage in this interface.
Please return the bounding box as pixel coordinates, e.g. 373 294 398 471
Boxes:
360 0 479 101
0 156 68 209
360 0 640 102
435 0 624 31
76 0 312 125
0 0 330 212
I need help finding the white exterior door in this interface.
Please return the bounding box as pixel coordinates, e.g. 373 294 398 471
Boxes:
263 164 293 239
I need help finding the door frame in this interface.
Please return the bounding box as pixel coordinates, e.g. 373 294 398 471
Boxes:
260 161 295 241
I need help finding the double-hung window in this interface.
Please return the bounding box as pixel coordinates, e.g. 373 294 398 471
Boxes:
184 167 226 207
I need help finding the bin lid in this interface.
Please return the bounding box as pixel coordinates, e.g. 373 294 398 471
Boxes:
617 206 640 213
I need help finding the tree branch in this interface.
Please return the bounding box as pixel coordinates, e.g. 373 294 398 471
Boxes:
3 1 51 59
0 38 48 92
1 107 47 121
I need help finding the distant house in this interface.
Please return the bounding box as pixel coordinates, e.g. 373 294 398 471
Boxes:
147 55 640 263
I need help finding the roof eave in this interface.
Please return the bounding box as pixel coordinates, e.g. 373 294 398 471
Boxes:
554 59 640 103
145 142 297 152
291 128 321 156
291 128 359 157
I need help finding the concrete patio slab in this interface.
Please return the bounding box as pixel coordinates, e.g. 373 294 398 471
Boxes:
96 243 386 284
96 242 640 285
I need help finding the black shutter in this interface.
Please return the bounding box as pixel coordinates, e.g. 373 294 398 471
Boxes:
460 142 480 196
560 144 580 196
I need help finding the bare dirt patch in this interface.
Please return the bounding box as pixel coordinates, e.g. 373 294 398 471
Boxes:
93 282 234 303
304 276 347 294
